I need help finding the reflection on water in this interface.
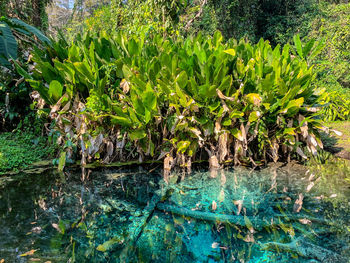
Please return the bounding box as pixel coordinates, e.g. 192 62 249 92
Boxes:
0 165 349 262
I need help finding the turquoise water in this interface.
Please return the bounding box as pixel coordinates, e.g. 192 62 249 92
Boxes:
0 165 349 262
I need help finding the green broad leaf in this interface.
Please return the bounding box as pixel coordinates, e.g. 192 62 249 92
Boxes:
128 38 139 56
122 64 133 79
58 151 66 172
10 18 51 44
176 71 188 90
224 49 236 57
27 79 51 103
49 80 63 102
144 109 151 124
187 141 198 157
177 140 191 154
302 39 315 58
129 129 147 141
13 60 32 79
283 128 296 136
222 118 232 126
217 75 232 92
53 60 75 84
68 44 80 62
245 93 262 106
229 111 244 119
208 101 220 112
231 128 244 141
58 219 66 234
142 90 157 111
280 97 304 114
248 111 260 123
293 34 303 59
148 139 155 157
0 21 17 65
110 115 132 127
73 61 94 84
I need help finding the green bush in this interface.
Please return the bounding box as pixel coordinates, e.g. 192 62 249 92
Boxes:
18 31 328 168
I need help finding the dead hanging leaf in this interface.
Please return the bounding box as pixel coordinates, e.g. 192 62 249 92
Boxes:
331 129 343 136
298 114 308 138
306 181 315 192
218 132 228 162
163 155 174 179
106 141 114 157
296 147 307 159
20 249 38 257
271 140 279 163
293 193 304 213
212 201 217 211
234 200 243 215
216 89 235 101
120 79 130 94
243 233 255 243
215 121 221 134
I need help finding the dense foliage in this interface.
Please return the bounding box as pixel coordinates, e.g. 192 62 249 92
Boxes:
18 31 328 169
307 3 350 121
0 17 51 130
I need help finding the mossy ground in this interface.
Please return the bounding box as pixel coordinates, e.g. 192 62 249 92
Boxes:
0 132 56 175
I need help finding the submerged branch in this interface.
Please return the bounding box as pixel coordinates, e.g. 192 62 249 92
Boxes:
259 237 346 262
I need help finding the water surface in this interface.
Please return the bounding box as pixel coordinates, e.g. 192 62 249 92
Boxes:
0 165 349 262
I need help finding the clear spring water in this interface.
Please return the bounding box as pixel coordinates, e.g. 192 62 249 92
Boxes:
0 165 349 262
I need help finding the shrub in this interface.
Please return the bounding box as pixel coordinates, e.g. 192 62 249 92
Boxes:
18 31 328 169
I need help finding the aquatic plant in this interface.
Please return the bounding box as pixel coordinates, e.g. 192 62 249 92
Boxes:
18 31 331 170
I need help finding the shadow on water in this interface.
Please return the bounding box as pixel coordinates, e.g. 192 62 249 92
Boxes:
0 164 349 262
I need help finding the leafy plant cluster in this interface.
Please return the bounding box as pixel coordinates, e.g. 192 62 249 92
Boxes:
307 3 350 121
0 16 51 130
19 31 328 168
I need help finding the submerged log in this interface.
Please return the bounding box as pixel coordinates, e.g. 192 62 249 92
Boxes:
119 185 176 260
259 237 346 262
156 203 275 230
156 203 339 230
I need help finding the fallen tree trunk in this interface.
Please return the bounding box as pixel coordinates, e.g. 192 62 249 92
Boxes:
119 184 176 260
156 203 338 230
259 237 346 262
156 203 274 230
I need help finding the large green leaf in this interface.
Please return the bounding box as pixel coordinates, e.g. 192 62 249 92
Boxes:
293 34 303 59
142 90 157 111
0 21 17 65
49 80 63 102
10 18 51 44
